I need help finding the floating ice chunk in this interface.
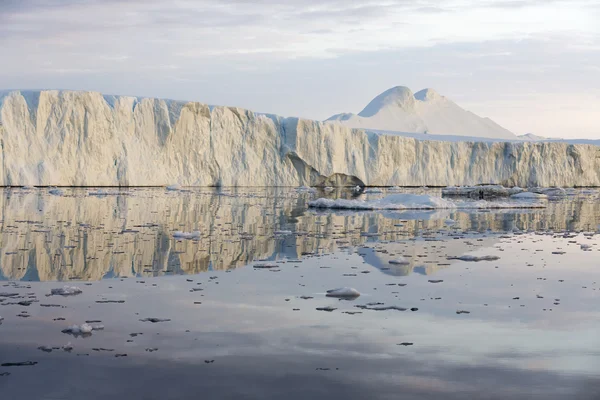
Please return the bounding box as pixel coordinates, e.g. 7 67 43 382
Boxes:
62 323 93 335
308 193 546 210
324 186 335 192
529 187 567 197
88 189 122 196
511 192 548 199
48 188 64 196
50 286 82 296
442 185 523 197
444 219 456 226
139 317 171 323
363 188 384 194
173 231 201 239
295 186 317 193
449 255 500 262
389 257 410 265
22 185 35 190
166 184 182 191
274 230 292 235
356 304 407 311
352 185 362 192
326 287 361 298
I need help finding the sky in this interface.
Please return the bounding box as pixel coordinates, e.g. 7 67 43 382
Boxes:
0 0 599 138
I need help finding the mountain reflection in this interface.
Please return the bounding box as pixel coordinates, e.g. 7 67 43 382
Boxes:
0 187 598 281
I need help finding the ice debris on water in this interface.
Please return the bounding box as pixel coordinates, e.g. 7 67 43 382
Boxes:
326 287 361 298
48 188 64 196
166 184 182 191
511 192 548 199
308 193 547 210
62 323 94 335
389 257 410 265
449 255 500 262
139 318 171 323
442 185 524 198
173 231 201 239
50 286 82 296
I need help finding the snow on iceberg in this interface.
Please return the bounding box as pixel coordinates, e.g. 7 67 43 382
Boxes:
326 287 361 298
308 193 547 210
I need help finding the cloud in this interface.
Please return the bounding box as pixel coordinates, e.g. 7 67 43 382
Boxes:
0 0 598 138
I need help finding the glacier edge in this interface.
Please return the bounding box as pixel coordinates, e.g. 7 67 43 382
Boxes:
0 90 598 187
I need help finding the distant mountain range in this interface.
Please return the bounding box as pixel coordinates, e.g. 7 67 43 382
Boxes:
325 86 516 140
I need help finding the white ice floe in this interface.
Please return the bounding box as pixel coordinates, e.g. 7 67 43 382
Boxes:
295 186 317 193
511 192 548 199
48 188 64 196
274 230 293 235
450 255 500 262
528 187 567 197
88 189 122 196
50 286 82 296
166 184 182 191
389 257 410 265
442 185 523 197
308 193 547 210
363 188 384 194
62 323 94 334
326 287 361 298
173 231 201 239
324 186 335 192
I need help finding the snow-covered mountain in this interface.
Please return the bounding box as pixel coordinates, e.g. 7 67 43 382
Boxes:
326 86 516 140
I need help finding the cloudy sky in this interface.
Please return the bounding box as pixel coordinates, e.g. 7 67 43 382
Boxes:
1 0 599 138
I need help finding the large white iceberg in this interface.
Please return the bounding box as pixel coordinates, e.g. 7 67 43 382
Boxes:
0 90 598 187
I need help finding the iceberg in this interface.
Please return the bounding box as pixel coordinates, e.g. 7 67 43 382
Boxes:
0 90 598 187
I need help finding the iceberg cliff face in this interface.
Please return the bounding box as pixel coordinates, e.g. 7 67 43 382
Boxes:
0 90 598 187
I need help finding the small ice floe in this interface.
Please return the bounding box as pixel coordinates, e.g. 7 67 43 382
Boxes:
173 231 201 240
323 186 335 192
529 187 567 197
274 230 293 236
50 286 82 296
580 244 592 251
352 185 363 193
48 188 64 196
363 188 384 194
166 184 182 191
139 317 171 323
62 343 73 352
326 287 361 298
389 257 410 265
444 219 456 226
449 255 500 262
356 303 407 311
21 185 35 190
309 193 547 210
510 192 548 199
316 306 337 312
295 186 317 193
442 185 523 198
62 323 94 335
88 189 122 196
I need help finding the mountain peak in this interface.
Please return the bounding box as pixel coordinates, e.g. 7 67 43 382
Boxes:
358 86 415 118
414 88 442 102
326 85 516 140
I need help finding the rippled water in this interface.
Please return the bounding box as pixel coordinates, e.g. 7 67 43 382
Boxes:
0 187 599 399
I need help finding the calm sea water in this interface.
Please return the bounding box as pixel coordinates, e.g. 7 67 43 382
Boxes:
0 187 599 399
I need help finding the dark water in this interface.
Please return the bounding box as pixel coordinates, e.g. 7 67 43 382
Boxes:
0 187 599 399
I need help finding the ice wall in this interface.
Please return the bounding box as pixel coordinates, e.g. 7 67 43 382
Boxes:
0 90 598 187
